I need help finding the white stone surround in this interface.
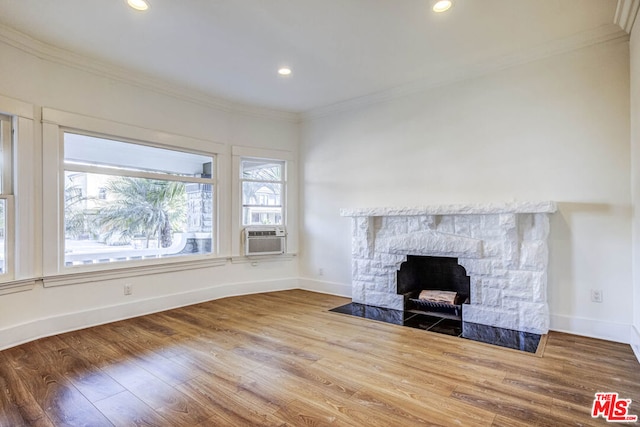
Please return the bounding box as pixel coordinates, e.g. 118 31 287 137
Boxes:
341 201 557 334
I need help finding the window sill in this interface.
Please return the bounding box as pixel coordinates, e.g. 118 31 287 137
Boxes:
43 256 227 288
23 253 296 289
0 278 38 296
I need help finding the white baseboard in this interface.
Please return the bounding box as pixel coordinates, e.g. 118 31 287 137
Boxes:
550 314 632 344
632 325 640 364
5 279 635 357
298 278 352 298
0 278 299 351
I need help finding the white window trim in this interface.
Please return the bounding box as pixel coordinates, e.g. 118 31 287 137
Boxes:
0 94 37 294
42 108 229 282
231 146 297 257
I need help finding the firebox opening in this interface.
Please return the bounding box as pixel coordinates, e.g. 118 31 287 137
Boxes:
397 255 470 319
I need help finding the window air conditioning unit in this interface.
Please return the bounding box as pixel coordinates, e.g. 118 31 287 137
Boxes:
244 226 286 256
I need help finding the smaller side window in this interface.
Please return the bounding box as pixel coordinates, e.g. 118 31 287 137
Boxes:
240 158 285 226
0 114 12 276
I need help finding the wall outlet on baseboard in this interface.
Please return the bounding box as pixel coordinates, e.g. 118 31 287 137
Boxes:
590 289 603 303
124 284 133 296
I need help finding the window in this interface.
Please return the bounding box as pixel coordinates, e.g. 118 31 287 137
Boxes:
62 132 215 267
231 146 295 256
240 158 285 226
0 114 12 276
0 95 36 291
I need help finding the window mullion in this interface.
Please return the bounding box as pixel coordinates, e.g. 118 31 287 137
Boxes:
240 178 284 184
64 163 214 184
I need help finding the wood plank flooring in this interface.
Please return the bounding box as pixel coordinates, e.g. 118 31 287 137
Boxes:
1 290 639 426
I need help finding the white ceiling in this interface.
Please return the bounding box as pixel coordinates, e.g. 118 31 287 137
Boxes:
0 0 625 113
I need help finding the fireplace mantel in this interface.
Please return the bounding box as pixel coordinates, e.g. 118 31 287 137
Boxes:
341 201 557 334
340 201 557 217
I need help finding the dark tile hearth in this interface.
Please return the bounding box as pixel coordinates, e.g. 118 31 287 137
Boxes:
461 321 541 353
330 302 542 354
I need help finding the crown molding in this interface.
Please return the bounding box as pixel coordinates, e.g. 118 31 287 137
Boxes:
0 24 301 123
615 0 640 33
303 24 629 121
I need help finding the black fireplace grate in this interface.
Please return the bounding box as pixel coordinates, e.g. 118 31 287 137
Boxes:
404 291 469 318
408 298 462 317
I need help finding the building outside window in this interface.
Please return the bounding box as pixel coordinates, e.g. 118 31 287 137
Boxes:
63 132 215 267
240 158 285 226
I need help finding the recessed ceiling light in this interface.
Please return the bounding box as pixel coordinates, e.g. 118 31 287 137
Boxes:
127 0 149 11
433 0 452 12
278 67 292 76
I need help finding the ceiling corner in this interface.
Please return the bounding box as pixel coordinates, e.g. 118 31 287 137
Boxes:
615 0 640 33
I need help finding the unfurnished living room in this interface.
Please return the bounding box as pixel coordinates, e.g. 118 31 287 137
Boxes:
0 0 639 425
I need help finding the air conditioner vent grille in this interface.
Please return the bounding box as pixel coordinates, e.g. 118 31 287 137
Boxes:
248 230 277 237
244 226 286 256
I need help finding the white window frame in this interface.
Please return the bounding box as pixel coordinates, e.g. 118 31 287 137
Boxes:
0 94 37 295
231 146 297 257
42 109 228 285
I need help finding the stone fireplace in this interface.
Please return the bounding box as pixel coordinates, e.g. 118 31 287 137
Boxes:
340 201 557 334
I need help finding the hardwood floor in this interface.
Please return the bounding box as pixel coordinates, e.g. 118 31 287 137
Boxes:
1 289 638 426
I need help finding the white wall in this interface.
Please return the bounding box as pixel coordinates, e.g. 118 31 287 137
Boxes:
0 39 300 350
301 40 632 343
631 22 640 355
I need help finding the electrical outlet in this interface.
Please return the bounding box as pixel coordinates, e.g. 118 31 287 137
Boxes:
124 284 133 296
590 289 603 303
318 268 324 276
